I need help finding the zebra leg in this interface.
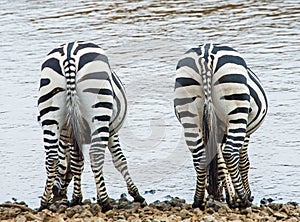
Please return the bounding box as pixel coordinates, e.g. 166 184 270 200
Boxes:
69 142 84 206
217 144 235 207
52 140 70 202
108 133 146 205
182 120 207 209
89 118 112 212
223 126 251 208
239 136 253 202
40 125 60 210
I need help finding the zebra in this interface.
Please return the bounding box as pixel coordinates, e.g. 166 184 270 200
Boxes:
37 41 146 211
174 43 268 209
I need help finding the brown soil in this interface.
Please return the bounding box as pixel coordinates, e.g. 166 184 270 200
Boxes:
0 197 299 222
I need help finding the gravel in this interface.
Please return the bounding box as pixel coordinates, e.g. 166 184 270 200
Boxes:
1 197 299 222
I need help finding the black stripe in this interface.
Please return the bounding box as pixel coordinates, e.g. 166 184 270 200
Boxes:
174 97 197 106
44 130 55 136
228 128 246 134
248 68 267 108
39 106 60 118
44 138 58 144
39 78 50 88
182 123 198 128
186 47 202 55
41 58 63 76
92 102 113 109
215 55 247 74
176 57 199 73
78 53 108 71
92 115 111 122
38 87 65 105
110 71 127 133
67 42 75 59
178 111 197 118
74 42 100 55
83 88 113 95
229 119 248 124
211 45 237 54
220 93 250 101
227 135 245 141
214 74 247 86
92 126 109 136
203 43 210 64
77 72 109 83
186 139 202 147
47 47 64 56
175 77 200 89
228 107 249 115
184 132 199 137
41 119 58 127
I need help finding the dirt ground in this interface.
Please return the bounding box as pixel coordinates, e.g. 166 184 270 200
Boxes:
1 197 299 222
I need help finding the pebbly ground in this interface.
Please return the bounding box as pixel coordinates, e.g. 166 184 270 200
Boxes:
0 196 299 222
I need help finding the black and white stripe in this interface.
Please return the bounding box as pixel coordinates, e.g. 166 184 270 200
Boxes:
174 43 268 209
38 41 145 211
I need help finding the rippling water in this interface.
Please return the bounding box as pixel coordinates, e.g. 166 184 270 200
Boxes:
0 0 299 208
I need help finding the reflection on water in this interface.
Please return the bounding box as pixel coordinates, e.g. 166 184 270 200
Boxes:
0 0 299 207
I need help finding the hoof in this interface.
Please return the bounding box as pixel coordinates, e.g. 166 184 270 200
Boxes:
192 201 205 211
70 196 82 207
39 202 49 211
134 195 147 207
99 200 113 213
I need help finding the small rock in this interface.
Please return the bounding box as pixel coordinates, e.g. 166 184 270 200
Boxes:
15 215 26 222
260 198 268 205
65 208 76 218
82 199 92 205
205 207 215 214
193 207 203 216
268 202 282 211
280 204 290 214
262 206 274 215
203 215 216 222
240 207 252 215
273 211 287 219
48 203 58 212
144 190 156 195
287 201 298 207
57 204 68 214
105 210 115 219
179 209 191 219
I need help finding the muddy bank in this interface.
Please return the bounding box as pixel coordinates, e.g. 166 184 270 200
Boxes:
0 197 299 222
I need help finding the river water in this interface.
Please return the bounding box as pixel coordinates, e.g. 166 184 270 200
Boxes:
0 0 299 208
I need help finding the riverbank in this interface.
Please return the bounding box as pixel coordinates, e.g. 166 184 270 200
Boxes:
0 197 299 222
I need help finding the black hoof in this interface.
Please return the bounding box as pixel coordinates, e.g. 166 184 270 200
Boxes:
70 196 82 207
134 195 147 207
39 202 49 211
227 196 237 208
99 200 113 213
192 201 205 211
248 195 254 202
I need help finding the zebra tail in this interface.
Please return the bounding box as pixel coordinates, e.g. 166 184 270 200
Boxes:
64 57 86 155
203 102 219 198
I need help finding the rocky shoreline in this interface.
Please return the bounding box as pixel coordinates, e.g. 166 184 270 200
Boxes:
0 197 299 222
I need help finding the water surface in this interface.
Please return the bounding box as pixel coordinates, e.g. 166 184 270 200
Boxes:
0 0 299 207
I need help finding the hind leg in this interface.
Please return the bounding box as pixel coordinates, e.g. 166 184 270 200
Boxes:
53 139 70 202
40 124 61 210
108 133 146 205
223 124 251 208
217 144 235 207
69 142 84 206
239 136 253 202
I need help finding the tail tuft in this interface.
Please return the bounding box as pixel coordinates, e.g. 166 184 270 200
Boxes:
203 102 219 198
